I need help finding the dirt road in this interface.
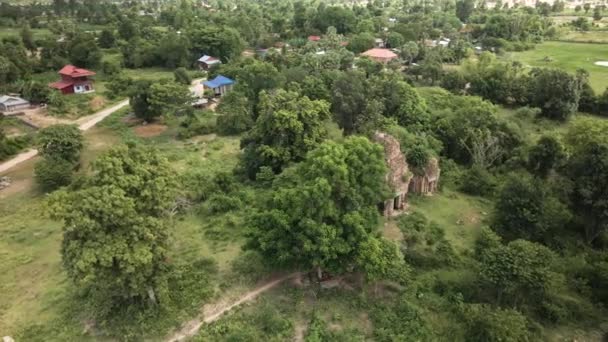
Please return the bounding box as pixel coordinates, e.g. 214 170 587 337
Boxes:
166 272 300 342
0 99 129 174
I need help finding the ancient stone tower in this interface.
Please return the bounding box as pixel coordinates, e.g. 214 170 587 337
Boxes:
373 131 440 217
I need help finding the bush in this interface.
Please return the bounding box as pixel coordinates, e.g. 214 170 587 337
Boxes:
37 124 84 163
203 193 243 213
465 304 532 342
230 250 271 283
216 111 254 135
459 165 496 197
178 112 216 139
105 73 135 99
174 67 192 85
406 145 430 172
370 295 434 341
0 134 30 161
101 60 121 76
35 157 74 191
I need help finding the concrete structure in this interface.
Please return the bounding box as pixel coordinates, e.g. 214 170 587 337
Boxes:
0 95 30 113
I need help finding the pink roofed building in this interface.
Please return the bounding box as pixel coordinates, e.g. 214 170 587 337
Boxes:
361 48 398 64
308 35 321 42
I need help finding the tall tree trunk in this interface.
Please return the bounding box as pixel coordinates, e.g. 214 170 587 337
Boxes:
148 287 157 305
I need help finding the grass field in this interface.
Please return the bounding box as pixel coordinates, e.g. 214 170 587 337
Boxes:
0 27 52 40
505 41 608 93
557 30 608 43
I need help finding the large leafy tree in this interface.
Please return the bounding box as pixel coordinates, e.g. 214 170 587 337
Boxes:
370 74 429 130
49 145 176 308
187 25 245 62
68 33 102 68
216 90 254 135
528 68 581 121
477 233 558 306
331 70 367 135
37 124 84 163
130 80 192 121
240 89 330 179
465 304 531 342
246 137 402 279
456 0 475 22
565 142 608 244
527 135 566 178
434 95 521 166
493 174 570 242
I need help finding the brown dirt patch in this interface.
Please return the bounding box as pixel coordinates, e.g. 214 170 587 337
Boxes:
0 177 34 199
132 123 168 138
17 107 71 129
89 96 107 112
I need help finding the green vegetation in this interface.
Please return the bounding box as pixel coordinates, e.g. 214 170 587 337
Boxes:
2 0 608 340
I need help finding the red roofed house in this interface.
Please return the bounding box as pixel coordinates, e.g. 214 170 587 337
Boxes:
361 48 398 64
49 65 96 95
308 35 321 42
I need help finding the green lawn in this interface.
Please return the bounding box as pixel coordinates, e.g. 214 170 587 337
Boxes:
505 41 608 93
408 189 492 252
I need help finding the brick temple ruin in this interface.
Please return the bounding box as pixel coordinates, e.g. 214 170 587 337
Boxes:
373 132 440 217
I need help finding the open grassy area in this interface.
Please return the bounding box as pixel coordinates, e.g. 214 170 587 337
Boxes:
0 110 249 338
556 30 608 44
505 41 608 93
409 189 492 253
0 27 52 40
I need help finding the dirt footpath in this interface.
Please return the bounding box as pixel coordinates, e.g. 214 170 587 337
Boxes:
166 272 300 342
0 100 129 175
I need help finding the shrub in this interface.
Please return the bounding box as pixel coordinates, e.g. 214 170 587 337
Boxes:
101 60 121 76
459 165 496 197
203 193 243 214
370 296 433 341
174 67 192 85
216 111 254 135
178 112 216 139
37 124 84 163
464 304 531 342
35 157 74 191
0 134 30 161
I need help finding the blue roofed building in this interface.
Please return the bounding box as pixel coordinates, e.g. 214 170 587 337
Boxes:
203 75 235 97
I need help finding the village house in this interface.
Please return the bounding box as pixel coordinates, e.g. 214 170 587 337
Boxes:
308 35 321 42
374 132 440 216
49 65 95 95
374 38 385 48
0 95 31 114
198 54 221 70
361 48 398 64
203 75 235 97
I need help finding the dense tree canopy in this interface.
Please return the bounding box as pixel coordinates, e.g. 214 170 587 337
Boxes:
240 89 330 179
49 145 176 308
246 137 404 279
